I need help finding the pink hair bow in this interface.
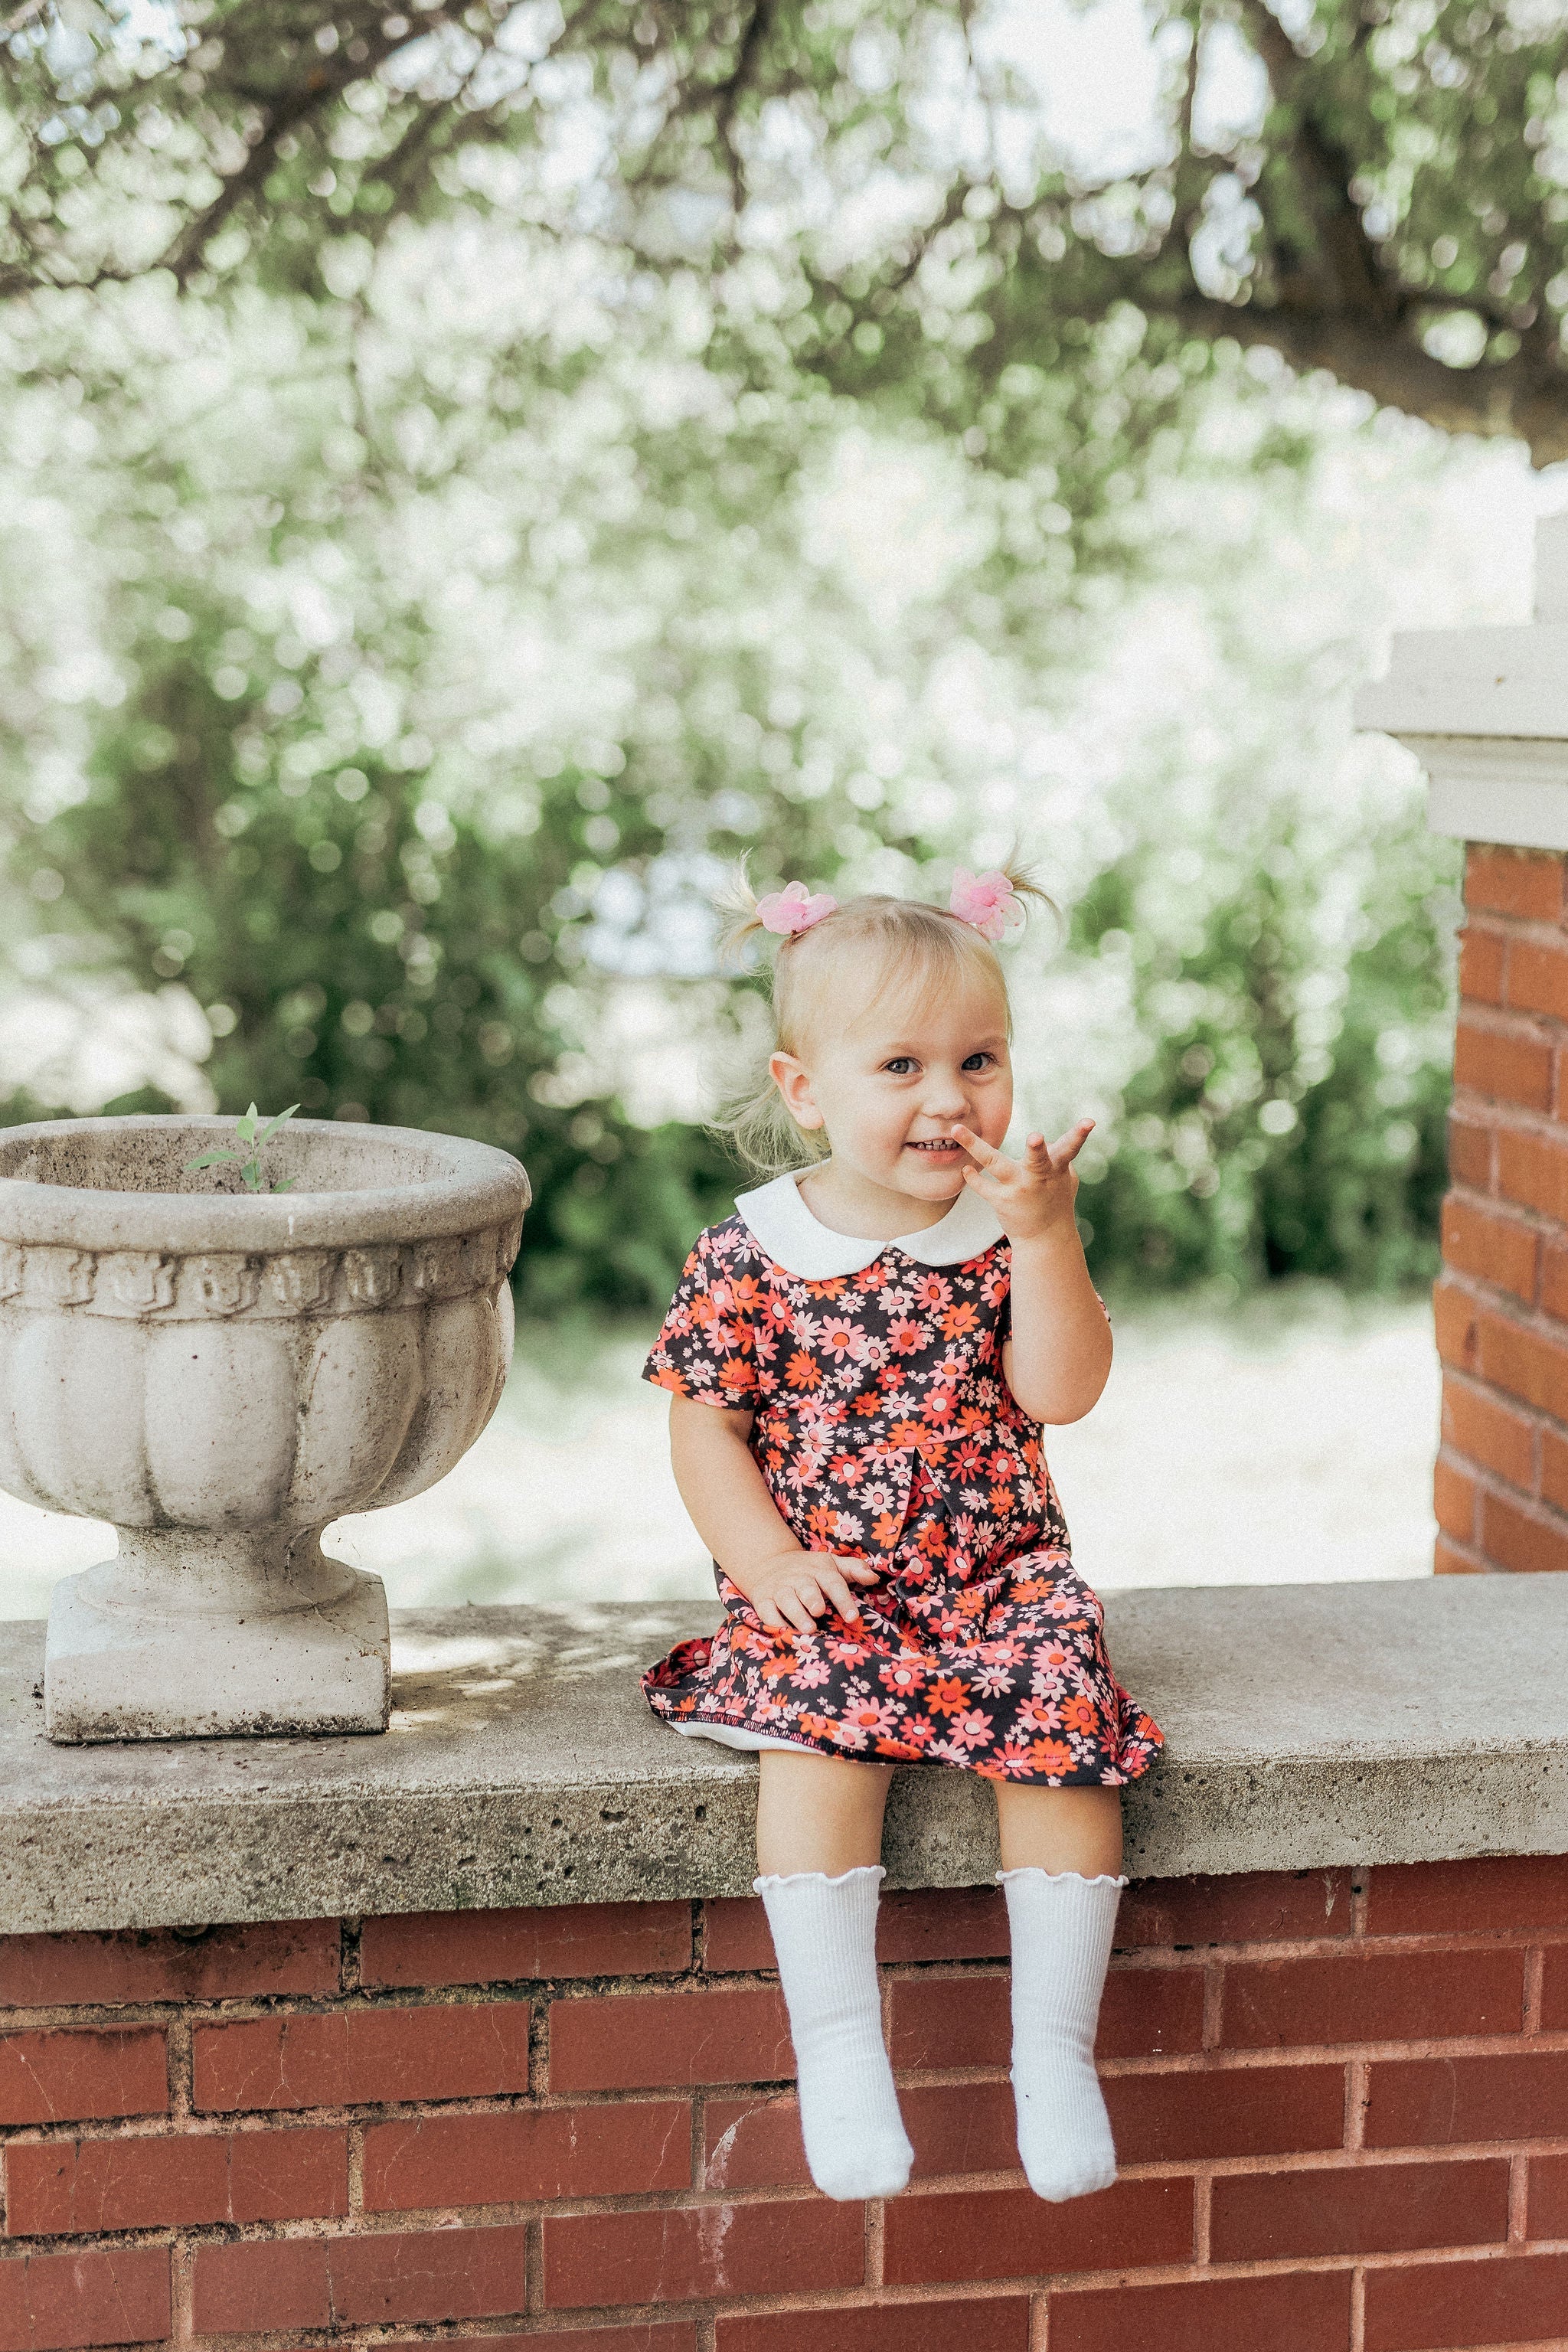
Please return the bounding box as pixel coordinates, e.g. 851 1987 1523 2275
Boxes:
949 867 1022 942
756 880 838 936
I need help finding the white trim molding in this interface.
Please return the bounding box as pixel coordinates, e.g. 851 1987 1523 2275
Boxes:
1355 512 1568 849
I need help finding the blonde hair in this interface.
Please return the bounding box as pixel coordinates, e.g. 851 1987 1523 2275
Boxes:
711 860 1054 1180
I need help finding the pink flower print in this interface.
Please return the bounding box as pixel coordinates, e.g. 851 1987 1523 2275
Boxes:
795 1655 831 1688
817 1315 867 1362
973 1661 1017 1699
991 1739 1038 1779
888 1318 925 1356
1018 1695 1062 1732
903 1713 936 1747
950 1709 995 1751
831 1717 871 1752
879 1656 927 1697
845 1699 901 1741
913 1272 952 1311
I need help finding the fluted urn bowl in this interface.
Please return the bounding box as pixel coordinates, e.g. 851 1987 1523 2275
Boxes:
0 1116 528 1742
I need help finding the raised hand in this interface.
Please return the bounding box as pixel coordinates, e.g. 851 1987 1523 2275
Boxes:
949 1119 1095 1246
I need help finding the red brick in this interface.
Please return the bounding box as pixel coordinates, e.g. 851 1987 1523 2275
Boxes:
1529 2151 1568 2239
1220 1946 1524 2048
1364 2249 1568 2350
1367 2049 1568 2147
1466 845 1564 923
717 2301 1031 2352
1109 2060 1346 2163
1442 1376 1537 1489
0 1919 339 2007
1497 1125 1568 1222
1455 1015 1554 1112
1442 1196 1541 1305
1462 924 1508 1007
1542 1239 1568 1321
5 2125 347 2235
1540 1424 1568 1511
543 2201 864 2308
192 2001 531 2112
1476 1302 1568 1421
194 2223 528 2333
1537 1942 1568 2027
0 2245 171 2351
703 1885 1011 1971
548 1985 790 2092
704 2079 1018 2191
1212 2155 1509 2260
1448 1108 1494 1191
1434 1536 1485 1574
360 1900 691 1988
443 2334 697 2352
888 1964 1203 2072
363 2099 692 2210
1366 1853 1568 1936
1433 1277 1480 1373
1434 1454 1478 1540
1508 934 1568 1019
1481 1485 1568 1573
0 2027 166 2126
1119 1868 1353 1948
882 2177 1191 2285
1047 2269 1353 2352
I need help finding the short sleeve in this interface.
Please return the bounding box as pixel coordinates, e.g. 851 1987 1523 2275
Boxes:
643 1223 762 1410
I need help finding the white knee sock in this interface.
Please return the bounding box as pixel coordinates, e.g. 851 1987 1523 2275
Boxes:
755 1864 913 2201
1000 1867 1125 2202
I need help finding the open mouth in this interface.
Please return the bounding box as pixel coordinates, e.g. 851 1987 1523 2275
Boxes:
906 1139 963 1155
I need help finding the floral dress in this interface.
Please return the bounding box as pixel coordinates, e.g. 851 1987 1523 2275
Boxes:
641 1171 1162 1788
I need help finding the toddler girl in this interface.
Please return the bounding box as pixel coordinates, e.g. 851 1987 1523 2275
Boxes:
641 865 1161 2205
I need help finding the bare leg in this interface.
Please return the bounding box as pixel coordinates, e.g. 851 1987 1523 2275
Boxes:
756 1749 895 1875
753 1750 910 2200
994 1783 1124 2202
995 1782 1123 1876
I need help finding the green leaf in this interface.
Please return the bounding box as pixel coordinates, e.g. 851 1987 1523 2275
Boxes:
255 1103 301 1146
185 1149 238 1172
271 1176 298 1193
237 1103 259 1142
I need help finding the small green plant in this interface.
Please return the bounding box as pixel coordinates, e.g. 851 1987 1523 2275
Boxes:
186 1103 301 1194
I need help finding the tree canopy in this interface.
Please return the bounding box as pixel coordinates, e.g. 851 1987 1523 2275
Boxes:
5 0 1568 457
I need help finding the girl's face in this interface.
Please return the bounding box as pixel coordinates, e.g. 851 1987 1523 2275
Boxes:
771 959 1014 1208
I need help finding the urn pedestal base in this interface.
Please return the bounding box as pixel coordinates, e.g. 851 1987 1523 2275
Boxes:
44 1550 391 1743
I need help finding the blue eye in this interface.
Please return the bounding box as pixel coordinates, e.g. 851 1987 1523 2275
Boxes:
884 1057 916 1075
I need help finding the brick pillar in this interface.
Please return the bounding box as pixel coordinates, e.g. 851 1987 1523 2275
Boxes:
1436 843 1568 1573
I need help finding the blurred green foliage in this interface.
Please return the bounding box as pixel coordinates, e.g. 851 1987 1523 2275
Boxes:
4 2 1567 458
0 4 1476 1313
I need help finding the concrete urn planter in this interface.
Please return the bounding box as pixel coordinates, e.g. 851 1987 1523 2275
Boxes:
0 1116 528 1743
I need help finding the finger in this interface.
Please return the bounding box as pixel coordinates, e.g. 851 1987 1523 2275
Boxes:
950 1122 1001 1167
837 1557 880 1582
754 1599 788 1631
795 1579 826 1618
1047 1118 1095 1170
818 1568 862 1622
779 1592 817 1634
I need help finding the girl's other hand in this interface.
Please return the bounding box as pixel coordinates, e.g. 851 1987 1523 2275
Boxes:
950 1117 1094 1245
734 1548 880 1635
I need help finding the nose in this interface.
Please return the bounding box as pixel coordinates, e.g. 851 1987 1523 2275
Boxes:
920 1070 971 1123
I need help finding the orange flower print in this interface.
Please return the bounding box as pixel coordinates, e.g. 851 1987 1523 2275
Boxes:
640 1217 1161 1792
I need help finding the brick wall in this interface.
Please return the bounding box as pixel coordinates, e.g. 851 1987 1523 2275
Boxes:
2 1860 1566 2351
1436 841 1568 1575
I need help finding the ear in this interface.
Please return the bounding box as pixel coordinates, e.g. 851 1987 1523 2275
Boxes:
769 1050 825 1132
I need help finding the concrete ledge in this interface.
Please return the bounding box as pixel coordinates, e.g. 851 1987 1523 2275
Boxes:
1 1576 1566 1934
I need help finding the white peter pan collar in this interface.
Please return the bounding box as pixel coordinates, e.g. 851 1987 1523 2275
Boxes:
733 1168 1003 1279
